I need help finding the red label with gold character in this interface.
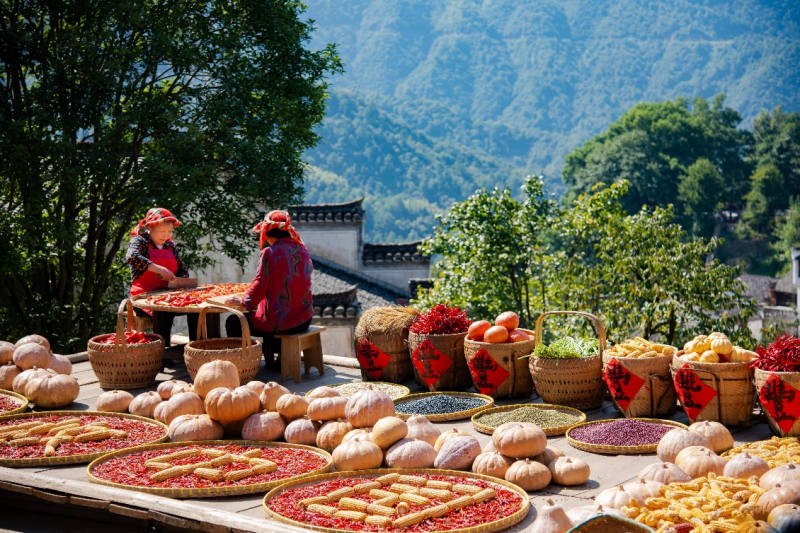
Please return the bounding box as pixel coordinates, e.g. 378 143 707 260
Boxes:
602 357 645 412
467 348 509 396
412 340 453 387
356 338 391 380
674 364 718 421
760 373 800 434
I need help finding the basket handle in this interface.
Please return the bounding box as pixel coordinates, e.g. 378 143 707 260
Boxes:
533 311 607 354
113 299 136 351
196 303 253 352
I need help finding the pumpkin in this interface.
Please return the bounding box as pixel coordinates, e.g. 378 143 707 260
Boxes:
530 499 574 533
12 343 51 370
344 428 373 443
220 417 248 437
700 350 720 363
731 347 758 363
712 337 734 355
193 360 240 398
0 361 21 390
483 440 497 453
405 414 441 446
690 421 734 453
244 380 266 397
434 436 482 470
675 445 715 467
12 366 55 394
316 419 353 452
204 386 261 422
129 391 163 418
385 438 437 469
241 411 287 441
755 482 800 521
768 504 800 532
154 401 168 423
725 452 771 480
159 391 205 426
15 335 50 351
0 341 15 365
307 396 348 422
694 336 711 353
657 427 711 463
25 374 80 408
623 479 664 500
434 428 471 452
284 417 319 446
95 390 134 413
677 449 727 479
492 422 547 458
638 462 692 484
307 386 341 401
276 393 309 420
472 451 514 479
594 485 644 510
484 326 509 343
762 463 800 491
534 446 566 466
566 505 626 524
549 457 591 486
736 521 778 533
48 354 72 375
682 352 700 362
173 383 194 395
505 459 551 492
168 414 223 442
371 417 408 450
332 438 383 471
260 382 290 411
345 386 395 428
157 379 190 400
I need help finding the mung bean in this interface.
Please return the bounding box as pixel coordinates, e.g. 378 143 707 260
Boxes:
474 406 581 429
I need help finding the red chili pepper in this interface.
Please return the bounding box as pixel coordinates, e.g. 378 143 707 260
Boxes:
752 335 800 372
409 303 472 335
0 393 23 414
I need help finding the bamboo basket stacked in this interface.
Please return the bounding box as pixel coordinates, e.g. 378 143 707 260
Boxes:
464 332 535 399
353 307 418 384
754 368 800 437
408 331 472 392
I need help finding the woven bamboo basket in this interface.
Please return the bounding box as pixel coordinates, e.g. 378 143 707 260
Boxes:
262 468 530 533
569 514 654 533
87 440 332 498
464 336 535 399
305 381 411 400
471 403 586 436
393 391 494 421
408 331 472 391
670 355 756 427
528 311 606 410
88 299 164 389
184 304 262 384
754 368 800 437
565 418 687 455
602 352 677 418
0 389 29 416
353 327 413 383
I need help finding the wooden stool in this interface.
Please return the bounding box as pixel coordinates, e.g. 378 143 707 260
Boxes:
277 326 326 383
134 315 153 331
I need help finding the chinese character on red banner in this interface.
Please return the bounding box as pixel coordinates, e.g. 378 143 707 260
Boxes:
412 339 453 387
674 364 718 421
356 338 391 380
602 357 645 412
760 373 800 434
467 348 509 396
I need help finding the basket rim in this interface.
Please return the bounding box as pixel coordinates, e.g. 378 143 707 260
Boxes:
565 417 688 455
463 337 536 348
261 467 530 533
753 368 800 377
88 332 164 348
86 440 333 498
529 353 603 363
408 331 469 340
471 403 586 436
0 389 29 416
304 382 411 400
392 391 494 421
671 355 754 370
568 513 654 533
601 352 674 364
185 338 263 350
0 410 168 467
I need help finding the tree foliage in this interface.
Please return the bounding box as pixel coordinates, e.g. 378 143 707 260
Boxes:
0 0 342 350
677 158 724 236
742 165 785 237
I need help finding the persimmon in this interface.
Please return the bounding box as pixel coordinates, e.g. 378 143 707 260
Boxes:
495 312 520 331
507 329 530 343
468 320 492 341
484 326 509 344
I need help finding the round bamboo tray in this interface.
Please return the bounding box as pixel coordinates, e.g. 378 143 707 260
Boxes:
0 389 29 416
305 382 411 400
131 286 234 313
570 514 654 533
565 418 688 455
87 440 332 498
0 411 168 467
471 403 586 436
393 391 494 421
262 468 530 533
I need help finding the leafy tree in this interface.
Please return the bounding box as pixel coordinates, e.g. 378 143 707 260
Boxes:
742 165 785 237
678 158 724 236
772 197 800 274
0 0 342 350
751 106 800 199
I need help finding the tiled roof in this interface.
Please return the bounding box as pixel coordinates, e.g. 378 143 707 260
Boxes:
739 274 776 304
311 270 358 308
362 242 429 264
775 271 796 294
289 198 365 223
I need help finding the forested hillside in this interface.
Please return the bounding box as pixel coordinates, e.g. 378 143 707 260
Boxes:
303 0 800 241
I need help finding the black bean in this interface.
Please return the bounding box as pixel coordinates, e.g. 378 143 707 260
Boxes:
395 395 487 415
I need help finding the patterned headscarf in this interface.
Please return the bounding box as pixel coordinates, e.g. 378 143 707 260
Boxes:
251 210 303 249
130 208 182 236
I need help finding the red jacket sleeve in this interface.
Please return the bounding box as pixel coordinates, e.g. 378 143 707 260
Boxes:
243 248 270 311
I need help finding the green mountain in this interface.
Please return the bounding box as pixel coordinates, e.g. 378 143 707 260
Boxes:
303 0 800 241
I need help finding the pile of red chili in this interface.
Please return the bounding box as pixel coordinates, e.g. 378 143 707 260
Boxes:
0 393 23 414
410 303 472 335
97 331 158 345
146 283 250 308
91 444 329 489
751 335 800 372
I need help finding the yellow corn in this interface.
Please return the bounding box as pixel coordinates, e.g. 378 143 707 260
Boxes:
146 462 173 471
447 495 474 510
44 443 57 457
147 449 200 465
307 504 337 516
0 422 41 436
397 475 426 486
396 502 410 516
9 437 39 446
198 448 227 458
86 421 109 428
419 487 452 502
334 510 367 522
194 468 224 482
389 483 421 494
242 448 262 458
709 521 737 532
393 512 426 528
472 488 496 503
75 429 111 443
375 495 399 507
376 473 399 486
224 468 255 482
56 427 84 437
151 464 195 482
299 496 329 508
339 498 369 512
353 481 382 494
365 515 392 527
451 483 482 495
424 504 450 519
26 423 56 436
252 462 277 475
210 454 236 467
108 429 127 439
369 489 395 500
327 487 355 502
398 492 430 506
365 504 395 517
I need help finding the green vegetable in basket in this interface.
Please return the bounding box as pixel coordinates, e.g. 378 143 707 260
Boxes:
525 336 600 359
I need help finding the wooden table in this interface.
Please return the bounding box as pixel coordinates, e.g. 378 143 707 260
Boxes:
0 355 777 533
131 294 223 348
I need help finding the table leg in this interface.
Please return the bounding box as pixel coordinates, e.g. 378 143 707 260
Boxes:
151 311 171 348
206 313 221 339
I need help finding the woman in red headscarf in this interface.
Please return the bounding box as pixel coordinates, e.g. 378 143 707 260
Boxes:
225 210 314 367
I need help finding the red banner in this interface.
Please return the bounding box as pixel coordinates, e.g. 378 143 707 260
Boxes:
412 339 453 387
674 364 718 421
602 357 645 412
356 338 391 380
760 373 800 434
467 348 509 396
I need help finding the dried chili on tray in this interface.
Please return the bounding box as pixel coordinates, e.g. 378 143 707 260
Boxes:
0 393 23 414
144 283 250 308
409 304 472 335
751 335 800 372
96 330 159 345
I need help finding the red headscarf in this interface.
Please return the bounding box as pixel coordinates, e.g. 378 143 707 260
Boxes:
130 208 182 236
251 210 303 249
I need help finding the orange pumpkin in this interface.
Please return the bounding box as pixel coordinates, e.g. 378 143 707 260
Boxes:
507 330 530 343
495 312 520 331
467 321 492 341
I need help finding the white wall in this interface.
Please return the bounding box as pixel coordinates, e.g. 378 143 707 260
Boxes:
298 226 361 271
361 265 431 292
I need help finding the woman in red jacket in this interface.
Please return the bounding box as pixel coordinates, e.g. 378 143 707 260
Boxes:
226 211 313 367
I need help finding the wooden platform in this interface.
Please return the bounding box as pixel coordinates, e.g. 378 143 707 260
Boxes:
0 352 776 532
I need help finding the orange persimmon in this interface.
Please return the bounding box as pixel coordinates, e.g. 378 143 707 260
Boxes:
495 312 520 331
484 326 509 344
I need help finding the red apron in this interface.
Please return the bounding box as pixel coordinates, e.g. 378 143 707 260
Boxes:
130 245 178 297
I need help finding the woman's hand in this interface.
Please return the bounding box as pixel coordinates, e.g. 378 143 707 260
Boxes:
225 295 242 306
149 263 176 281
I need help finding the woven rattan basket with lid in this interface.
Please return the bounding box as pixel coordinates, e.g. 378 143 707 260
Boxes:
408 331 472 391
602 351 677 418
528 311 606 410
464 333 535 399
88 299 164 389
184 305 262 384
353 307 418 384
754 368 800 437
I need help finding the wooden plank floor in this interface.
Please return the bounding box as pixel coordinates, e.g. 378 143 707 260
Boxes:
0 351 778 532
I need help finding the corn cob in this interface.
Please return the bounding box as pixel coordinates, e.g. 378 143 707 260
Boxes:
375 494 399 507
48 423 80 435
397 475 426 486
191 461 214 470
44 443 57 457
334 510 367 522
50 418 81 428
396 502 410 516
447 495 474 510
242 448 263 458
194 468 224 482
252 461 277 474
369 489 395 500
451 483 482 495
389 483 421 494
299 496 330 508
399 492 430 506
151 464 196 481
307 504 337 516
75 429 111 443
419 487 452 502
108 429 127 439
424 504 450 519
198 448 227 458
376 473 399 486
146 462 173 471
365 504 396 517
248 458 273 466
26 423 56 436
472 488 496 503
9 437 40 446
364 515 392 527
393 512 426 528
56 427 84 437
224 468 255 482
0 422 41 436
327 487 355 502
147 449 201 465
339 498 369 512
353 481 382 494
86 421 109 428
228 454 251 463
210 454 236 467
425 480 452 491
